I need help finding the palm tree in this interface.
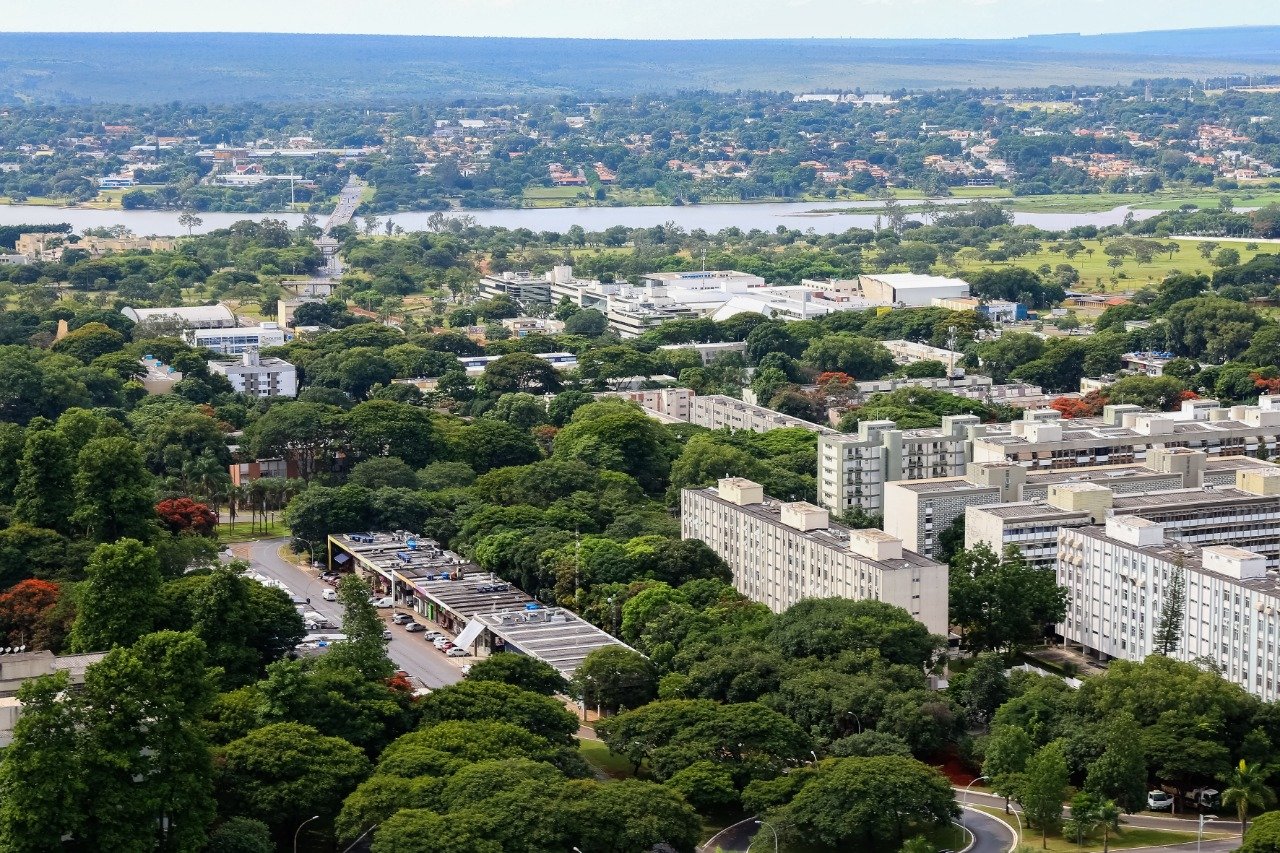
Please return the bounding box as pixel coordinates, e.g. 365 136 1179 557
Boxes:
1096 799 1121 853
1222 759 1276 835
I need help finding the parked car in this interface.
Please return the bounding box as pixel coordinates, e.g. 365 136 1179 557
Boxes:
381 629 393 640
424 631 444 640
1148 790 1174 811
439 642 455 652
432 636 452 649
321 588 338 602
1186 788 1220 810
446 646 468 657
403 622 426 633
391 613 413 625
371 597 394 608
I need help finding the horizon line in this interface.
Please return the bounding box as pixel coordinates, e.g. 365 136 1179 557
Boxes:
0 23 1278 42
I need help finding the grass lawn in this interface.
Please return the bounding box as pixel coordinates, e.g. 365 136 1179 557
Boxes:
577 739 636 780
521 185 668 208
0 195 68 206
83 185 166 209
970 804 1221 851
948 237 1273 293
218 519 290 544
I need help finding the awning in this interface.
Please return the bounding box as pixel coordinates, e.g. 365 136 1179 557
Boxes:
452 619 486 651
334 552 350 564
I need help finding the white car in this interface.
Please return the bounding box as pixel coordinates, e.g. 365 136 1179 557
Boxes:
446 646 469 657
1148 790 1174 811
424 631 444 641
321 589 337 602
381 629 393 641
433 636 452 649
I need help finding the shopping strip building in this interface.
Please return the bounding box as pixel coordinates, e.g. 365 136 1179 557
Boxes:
820 396 1280 516
680 477 948 635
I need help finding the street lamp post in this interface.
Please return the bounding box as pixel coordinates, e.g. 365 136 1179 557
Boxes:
293 815 320 853
341 824 378 853
754 820 780 853
961 776 989 828
1198 814 1217 853
1008 802 1024 846
845 711 863 733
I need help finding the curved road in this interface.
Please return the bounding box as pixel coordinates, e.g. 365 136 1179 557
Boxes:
701 806 1013 853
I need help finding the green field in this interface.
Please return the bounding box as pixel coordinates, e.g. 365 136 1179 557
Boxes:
1002 186 1280 214
950 237 1272 293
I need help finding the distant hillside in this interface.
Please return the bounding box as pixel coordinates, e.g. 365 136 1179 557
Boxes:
1 28 1279 103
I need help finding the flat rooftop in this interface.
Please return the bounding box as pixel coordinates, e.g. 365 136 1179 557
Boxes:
473 609 630 678
1071 525 1280 595
695 486 940 571
329 532 474 580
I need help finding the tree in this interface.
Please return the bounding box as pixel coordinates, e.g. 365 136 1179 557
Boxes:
663 760 738 811
552 403 675 492
574 646 658 715
335 776 442 844
69 538 163 651
344 399 440 468
802 333 895 380
348 456 420 490
949 543 1066 654
418 680 579 745
771 597 939 667
479 352 562 396
0 579 66 650
0 673 85 850
564 308 607 337
466 653 569 696
215 722 371 843
72 436 156 541
983 724 1033 813
204 817 273 853
321 574 394 679
12 427 75 534
1018 741 1069 848
1085 715 1148 814
1242 810 1280 853
1153 556 1186 656
1063 792 1121 852
370 809 499 853
1222 759 1277 835
156 497 218 536
775 756 957 849
558 778 701 853
178 212 203 236
454 418 541 473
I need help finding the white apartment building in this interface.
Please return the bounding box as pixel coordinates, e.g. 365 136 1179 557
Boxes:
967 467 1280 572
656 340 748 365
820 397 1280 516
208 350 298 398
819 415 984 514
881 339 966 372
182 322 286 355
593 388 692 424
1058 517 1280 701
882 450 1268 558
691 395 840 436
681 478 948 635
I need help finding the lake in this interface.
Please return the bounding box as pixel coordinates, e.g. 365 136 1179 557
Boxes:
0 199 1161 237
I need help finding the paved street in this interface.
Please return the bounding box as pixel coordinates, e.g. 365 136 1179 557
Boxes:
239 538 465 689
964 790 1240 850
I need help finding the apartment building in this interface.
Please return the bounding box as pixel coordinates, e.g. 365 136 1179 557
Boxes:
681 478 947 635
208 350 298 398
691 394 840 436
967 467 1280 571
881 339 965 371
819 397 1280 516
883 449 1269 558
1057 517 1280 701
656 340 748 366
819 415 984 514
593 388 692 423
477 270 553 305
849 375 1049 409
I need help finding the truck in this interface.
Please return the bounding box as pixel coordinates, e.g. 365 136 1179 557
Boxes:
1185 788 1220 810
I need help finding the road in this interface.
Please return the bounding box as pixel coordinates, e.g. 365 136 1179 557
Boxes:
322 175 364 235
700 807 1013 853
965 790 1240 850
242 538 464 690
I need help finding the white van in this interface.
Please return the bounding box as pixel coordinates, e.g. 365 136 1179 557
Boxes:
321 588 337 602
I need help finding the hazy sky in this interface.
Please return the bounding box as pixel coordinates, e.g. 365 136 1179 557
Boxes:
5 0 1279 40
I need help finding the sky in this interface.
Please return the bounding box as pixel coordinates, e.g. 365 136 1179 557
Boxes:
4 0 1279 40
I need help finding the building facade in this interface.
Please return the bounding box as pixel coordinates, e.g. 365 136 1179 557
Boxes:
208 350 298 398
681 478 948 635
182 322 286 355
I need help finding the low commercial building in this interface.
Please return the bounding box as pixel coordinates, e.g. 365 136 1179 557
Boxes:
859 273 970 307
1057 518 1280 701
681 478 948 635
501 317 565 338
208 350 298 398
477 271 553 305
138 355 183 394
182 322 286 355
0 650 108 747
122 304 236 330
328 532 632 677
882 339 966 372
656 340 748 365
457 351 578 377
